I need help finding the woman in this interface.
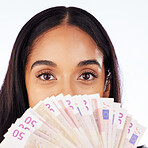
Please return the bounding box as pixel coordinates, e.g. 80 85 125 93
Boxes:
0 6 144 147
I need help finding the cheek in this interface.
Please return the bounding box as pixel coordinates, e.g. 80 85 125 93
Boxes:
78 83 104 96
74 75 105 96
25 71 53 107
27 82 105 108
27 86 56 107
91 85 104 97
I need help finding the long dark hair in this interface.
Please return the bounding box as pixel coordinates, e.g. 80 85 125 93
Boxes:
0 6 121 142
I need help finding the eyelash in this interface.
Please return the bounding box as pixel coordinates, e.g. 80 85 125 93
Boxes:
78 71 98 81
36 70 98 81
36 71 56 81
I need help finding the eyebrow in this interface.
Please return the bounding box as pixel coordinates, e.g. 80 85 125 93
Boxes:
31 60 57 70
77 59 101 69
31 59 101 70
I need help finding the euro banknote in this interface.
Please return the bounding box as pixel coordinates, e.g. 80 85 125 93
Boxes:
0 94 146 148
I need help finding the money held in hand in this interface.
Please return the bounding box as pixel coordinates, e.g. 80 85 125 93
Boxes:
0 94 146 148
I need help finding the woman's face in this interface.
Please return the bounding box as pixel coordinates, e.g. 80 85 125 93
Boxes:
25 25 109 107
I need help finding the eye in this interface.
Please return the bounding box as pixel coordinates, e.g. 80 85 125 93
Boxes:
37 72 56 81
78 72 98 81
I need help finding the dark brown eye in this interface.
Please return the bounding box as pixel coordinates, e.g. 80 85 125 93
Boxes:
37 73 55 81
43 74 51 80
82 73 91 80
79 72 97 81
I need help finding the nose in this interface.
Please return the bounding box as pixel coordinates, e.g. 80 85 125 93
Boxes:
58 79 75 96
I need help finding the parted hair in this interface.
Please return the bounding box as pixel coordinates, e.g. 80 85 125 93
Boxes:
0 6 121 142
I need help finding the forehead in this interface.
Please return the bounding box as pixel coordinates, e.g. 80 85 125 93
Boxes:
29 25 103 65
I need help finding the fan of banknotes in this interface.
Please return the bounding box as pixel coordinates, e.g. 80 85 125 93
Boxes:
0 94 146 148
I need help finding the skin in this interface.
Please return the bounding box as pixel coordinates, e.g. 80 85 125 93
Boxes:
25 25 110 107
